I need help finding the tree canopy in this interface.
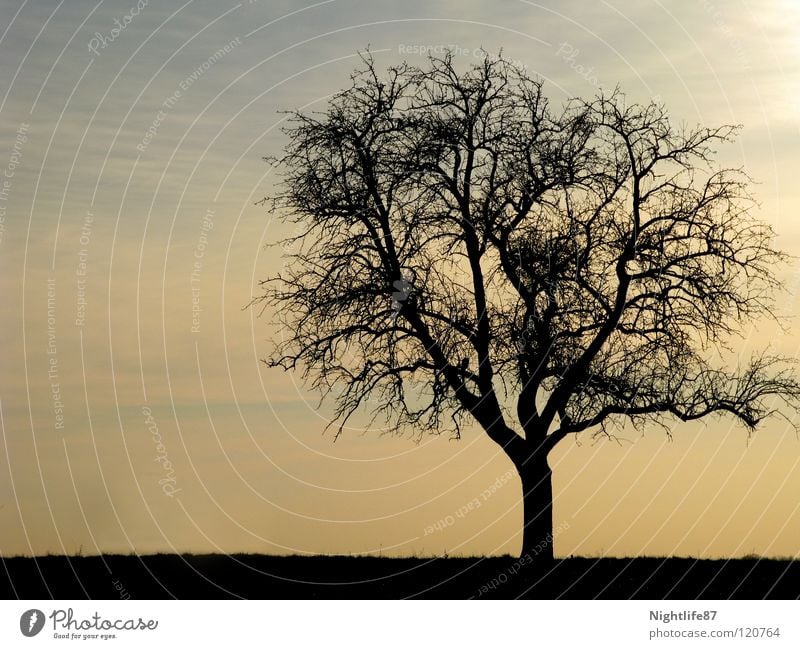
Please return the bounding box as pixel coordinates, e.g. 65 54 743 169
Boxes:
257 52 799 466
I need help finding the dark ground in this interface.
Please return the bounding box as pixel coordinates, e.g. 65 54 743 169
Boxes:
2 555 799 599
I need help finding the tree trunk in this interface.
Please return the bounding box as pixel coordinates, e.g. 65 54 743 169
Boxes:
517 451 554 561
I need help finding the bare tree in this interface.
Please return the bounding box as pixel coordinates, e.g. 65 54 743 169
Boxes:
254 51 800 560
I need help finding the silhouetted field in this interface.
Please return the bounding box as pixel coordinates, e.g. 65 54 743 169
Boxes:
1 555 797 599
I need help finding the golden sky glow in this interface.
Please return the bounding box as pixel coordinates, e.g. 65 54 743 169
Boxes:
1 0 800 558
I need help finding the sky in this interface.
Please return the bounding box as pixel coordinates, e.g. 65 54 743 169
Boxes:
1 0 800 558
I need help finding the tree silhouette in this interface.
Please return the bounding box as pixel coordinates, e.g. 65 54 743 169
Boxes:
255 51 800 560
